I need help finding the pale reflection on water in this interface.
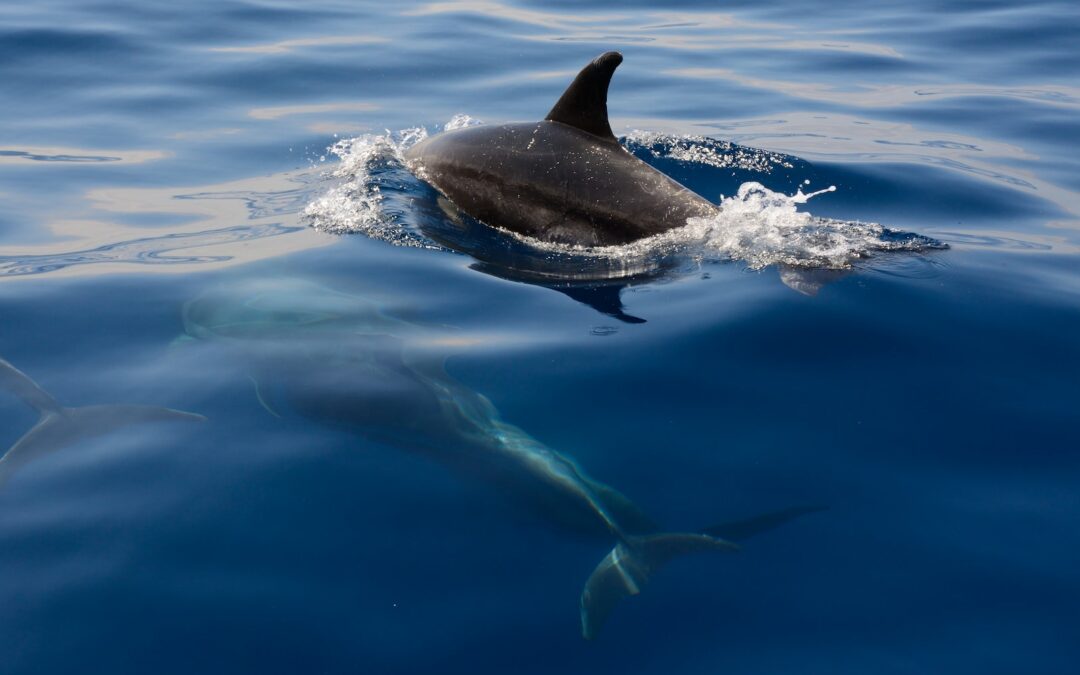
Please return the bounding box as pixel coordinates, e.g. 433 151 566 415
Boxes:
0 147 169 165
0 172 333 279
665 69 1080 109
405 2 898 56
209 35 389 54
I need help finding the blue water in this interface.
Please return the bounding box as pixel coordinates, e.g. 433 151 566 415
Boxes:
2 1 1079 672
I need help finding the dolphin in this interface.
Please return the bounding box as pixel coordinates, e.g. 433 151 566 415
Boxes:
0 357 205 487
181 277 821 638
405 51 718 247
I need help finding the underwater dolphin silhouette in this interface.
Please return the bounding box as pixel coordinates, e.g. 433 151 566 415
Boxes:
0 357 204 486
405 51 718 246
182 278 821 638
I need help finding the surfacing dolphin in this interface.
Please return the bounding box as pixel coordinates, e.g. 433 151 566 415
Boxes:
0 357 204 486
182 278 820 638
405 51 718 247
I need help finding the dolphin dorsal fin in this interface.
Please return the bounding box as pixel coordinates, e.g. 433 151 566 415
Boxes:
545 51 623 142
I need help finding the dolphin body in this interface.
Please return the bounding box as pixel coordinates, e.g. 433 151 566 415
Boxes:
405 51 718 247
0 358 204 487
181 278 819 638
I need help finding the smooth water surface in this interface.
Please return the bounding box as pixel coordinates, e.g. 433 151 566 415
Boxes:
2 2 1079 673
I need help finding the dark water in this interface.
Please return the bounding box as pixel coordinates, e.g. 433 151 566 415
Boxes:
2 1 1079 673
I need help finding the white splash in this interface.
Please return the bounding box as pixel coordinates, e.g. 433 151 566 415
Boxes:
623 130 793 173
689 182 873 269
302 115 492 244
443 113 485 131
505 181 933 270
302 126 433 245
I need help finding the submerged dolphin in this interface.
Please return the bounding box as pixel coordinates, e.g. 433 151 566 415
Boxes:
405 51 717 247
0 357 204 486
182 278 820 638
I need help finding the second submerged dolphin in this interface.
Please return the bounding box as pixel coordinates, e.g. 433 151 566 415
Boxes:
181 278 820 638
405 51 717 246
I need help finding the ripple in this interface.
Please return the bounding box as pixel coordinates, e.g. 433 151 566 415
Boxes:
0 147 167 165
404 2 899 55
246 102 380 121
667 70 1080 109
1 172 332 280
935 232 1055 252
0 224 300 277
209 35 388 55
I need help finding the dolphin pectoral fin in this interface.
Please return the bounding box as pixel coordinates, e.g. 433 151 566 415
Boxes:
580 533 738 640
545 51 623 143
1 404 205 488
554 284 646 324
0 357 61 416
1 357 205 488
703 505 828 543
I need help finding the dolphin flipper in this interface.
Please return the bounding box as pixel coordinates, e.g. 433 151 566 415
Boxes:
0 359 205 487
580 532 738 639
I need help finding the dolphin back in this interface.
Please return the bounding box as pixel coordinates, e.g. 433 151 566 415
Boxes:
405 52 717 246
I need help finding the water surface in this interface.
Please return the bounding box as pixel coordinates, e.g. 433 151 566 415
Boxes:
2 2 1079 673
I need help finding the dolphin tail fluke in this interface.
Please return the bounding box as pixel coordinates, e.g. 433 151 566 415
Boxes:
580 532 738 639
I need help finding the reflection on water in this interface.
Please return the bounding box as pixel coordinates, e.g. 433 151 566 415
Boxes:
247 102 380 121
0 223 302 277
405 2 898 55
210 34 389 54
0 172 332 279
0 147 168 165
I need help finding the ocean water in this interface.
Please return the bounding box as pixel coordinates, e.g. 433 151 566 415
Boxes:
1 1 1079 673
